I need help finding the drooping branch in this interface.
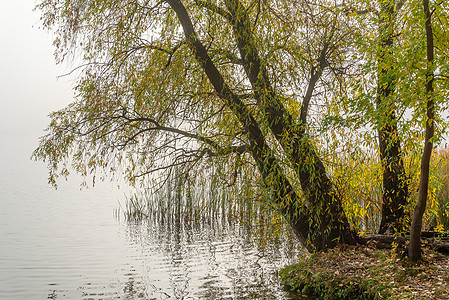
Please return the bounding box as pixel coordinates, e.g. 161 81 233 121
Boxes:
224 0 298 144
222 0 358 249
162 40 186 68
208 48 244 65
164 0 273 161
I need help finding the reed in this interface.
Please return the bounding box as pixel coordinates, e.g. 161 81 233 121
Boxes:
124 193 150 221
121 165 293 248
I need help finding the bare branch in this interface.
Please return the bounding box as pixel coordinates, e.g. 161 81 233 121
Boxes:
300 42 330 125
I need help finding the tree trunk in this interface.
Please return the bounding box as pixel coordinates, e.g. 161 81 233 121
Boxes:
377 0 409 234
377 123 409 234
408 0 435 262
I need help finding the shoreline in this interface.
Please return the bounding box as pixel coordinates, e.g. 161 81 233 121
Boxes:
280 245 449 299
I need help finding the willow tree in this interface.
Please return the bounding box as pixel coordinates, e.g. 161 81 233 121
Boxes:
34 0 361 251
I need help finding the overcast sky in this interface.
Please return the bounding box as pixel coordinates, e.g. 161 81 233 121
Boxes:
0 1 74 141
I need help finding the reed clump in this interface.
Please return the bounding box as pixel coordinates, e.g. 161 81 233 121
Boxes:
121 166 296 249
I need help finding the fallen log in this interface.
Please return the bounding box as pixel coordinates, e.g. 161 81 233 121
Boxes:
358 233 449 256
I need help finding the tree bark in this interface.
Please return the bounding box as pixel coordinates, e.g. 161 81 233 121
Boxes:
377 0 409 234
408 0 435 262
224 0 357 250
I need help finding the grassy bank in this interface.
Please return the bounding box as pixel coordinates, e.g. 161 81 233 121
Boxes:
280 245 449 299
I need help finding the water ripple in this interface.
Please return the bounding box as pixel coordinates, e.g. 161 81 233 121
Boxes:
0 138 306 299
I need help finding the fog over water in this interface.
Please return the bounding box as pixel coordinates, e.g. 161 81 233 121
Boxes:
0 2 73 140
0 3 306 299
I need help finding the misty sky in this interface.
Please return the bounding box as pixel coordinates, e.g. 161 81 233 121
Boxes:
0 1 74 140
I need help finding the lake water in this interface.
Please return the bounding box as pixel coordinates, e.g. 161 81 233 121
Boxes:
0 134 305 299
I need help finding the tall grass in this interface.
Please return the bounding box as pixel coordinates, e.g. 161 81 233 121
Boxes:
332 147 449 233
431 148 449 231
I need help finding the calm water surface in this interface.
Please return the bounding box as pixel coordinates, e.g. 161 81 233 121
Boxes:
0 134 305 299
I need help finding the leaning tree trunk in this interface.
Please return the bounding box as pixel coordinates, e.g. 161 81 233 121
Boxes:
295 137 359 250
167 0 358 251
377 0 409 234
408 0 435 262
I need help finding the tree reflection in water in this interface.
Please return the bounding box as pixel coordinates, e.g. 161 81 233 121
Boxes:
118 206 306 299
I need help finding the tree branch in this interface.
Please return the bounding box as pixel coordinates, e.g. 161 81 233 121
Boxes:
164 0 312 249
208 48 243 65
300 42 329 125
120 114 248 155
194 0 232 21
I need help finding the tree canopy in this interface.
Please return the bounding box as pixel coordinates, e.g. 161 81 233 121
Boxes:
34 0 449 255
